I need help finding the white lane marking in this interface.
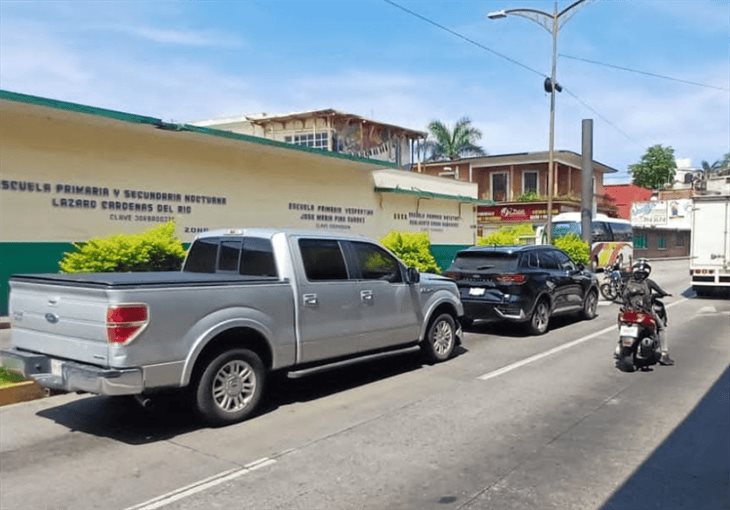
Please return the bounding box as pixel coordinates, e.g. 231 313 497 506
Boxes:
598 301 613 307
477 298 688 382
698 306 717 314
125 457 276 510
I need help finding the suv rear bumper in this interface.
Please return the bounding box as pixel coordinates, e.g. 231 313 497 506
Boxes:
462 300 528 322
0 348 143 396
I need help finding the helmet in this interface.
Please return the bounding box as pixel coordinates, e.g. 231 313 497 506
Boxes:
631 259 651 280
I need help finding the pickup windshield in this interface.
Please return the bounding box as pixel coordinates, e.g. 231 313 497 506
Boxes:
184 236 278 277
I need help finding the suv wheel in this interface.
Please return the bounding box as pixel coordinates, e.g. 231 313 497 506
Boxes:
528 299 550 335
582 290 598 320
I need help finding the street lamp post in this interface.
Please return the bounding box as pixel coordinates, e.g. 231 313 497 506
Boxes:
488 0 587 244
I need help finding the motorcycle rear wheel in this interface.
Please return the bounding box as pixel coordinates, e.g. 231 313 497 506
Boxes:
617 354 635 373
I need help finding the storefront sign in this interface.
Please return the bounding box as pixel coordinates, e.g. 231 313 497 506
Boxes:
477 203 563 223
631 199 692 229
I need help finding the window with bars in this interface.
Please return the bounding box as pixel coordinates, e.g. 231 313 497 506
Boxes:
634 232 647 249
284 132 329 150
657 233 667 250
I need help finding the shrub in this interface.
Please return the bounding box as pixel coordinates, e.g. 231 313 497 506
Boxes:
553 233 590 266
477 223 535 246
59 222 186 273
380 231 441 274
516 191 541 202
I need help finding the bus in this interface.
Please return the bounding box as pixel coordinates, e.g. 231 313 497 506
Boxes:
535 212 633 271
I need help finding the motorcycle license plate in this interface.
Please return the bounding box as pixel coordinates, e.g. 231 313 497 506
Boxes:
469 287 486 296
619 325 639 338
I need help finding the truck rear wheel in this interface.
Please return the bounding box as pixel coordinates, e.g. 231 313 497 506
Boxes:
192 348 265 426
421 313 456 364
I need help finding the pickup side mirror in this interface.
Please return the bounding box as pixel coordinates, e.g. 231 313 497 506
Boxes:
406 267 420 284
577 263 585 272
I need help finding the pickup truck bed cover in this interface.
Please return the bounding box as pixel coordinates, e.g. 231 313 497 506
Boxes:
10 272 282 288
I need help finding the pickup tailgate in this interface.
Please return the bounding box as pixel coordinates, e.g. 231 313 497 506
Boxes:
9 279 110 366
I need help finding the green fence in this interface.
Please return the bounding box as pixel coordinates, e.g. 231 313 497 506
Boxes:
430 244 471 272
0 242 75 316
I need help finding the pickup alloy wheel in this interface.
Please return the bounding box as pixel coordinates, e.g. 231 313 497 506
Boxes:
194 348 265 426
422 313 456 363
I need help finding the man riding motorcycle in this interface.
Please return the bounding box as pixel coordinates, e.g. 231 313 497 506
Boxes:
619 260 675 366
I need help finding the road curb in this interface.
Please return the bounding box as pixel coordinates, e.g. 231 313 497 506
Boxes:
0 317 10 330
0 380 46 407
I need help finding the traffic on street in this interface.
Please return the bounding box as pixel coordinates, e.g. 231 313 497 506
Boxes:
1 259 727 510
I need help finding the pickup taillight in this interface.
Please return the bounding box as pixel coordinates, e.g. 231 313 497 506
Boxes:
443 271 462 280
106 304 149 344
495 274 527 285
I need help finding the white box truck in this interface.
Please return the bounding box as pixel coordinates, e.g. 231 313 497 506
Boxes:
690 195 730 296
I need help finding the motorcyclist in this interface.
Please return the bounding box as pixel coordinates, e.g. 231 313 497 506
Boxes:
622 259 675 366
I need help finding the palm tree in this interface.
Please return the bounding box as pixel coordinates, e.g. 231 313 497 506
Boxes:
424 117 486 161
701 159 721 175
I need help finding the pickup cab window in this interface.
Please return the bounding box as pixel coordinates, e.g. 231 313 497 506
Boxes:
299 239 349 281
349 241 402 283
184 237 278 277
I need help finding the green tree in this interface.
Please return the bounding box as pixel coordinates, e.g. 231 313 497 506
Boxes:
703 153 730 176
477 223 534 246
553 233 590 266
701 159 721 175
721 152 730 169
424 117 486 161
60 221 186 273
380 231 441 274
629 144 677 190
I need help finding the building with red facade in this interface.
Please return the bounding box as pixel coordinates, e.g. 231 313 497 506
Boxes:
414 151 619 235
604 183 652 220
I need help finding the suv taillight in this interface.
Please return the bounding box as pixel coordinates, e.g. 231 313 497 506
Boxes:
106 304 149 344
495 274 527 285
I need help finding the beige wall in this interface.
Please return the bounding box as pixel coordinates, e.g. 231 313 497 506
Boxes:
0 103 473 245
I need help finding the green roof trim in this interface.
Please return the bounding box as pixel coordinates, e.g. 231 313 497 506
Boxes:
374 186 494 205
0 89 399 169
0 89 163 126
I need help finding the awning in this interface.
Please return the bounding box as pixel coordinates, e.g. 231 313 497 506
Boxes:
374 186 494 205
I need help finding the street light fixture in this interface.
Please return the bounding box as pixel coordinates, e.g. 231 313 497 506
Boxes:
487 0 588 244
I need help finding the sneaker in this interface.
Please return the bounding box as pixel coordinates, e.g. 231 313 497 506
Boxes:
659 353 675 366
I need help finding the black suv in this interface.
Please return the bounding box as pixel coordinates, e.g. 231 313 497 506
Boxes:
445 245 599 334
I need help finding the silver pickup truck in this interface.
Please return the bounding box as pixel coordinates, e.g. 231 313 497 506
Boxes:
1 229 463 425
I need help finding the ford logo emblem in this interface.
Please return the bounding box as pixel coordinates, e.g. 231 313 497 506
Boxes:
45 313 59 324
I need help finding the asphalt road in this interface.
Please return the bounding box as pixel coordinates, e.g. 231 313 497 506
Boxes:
1 259 728 510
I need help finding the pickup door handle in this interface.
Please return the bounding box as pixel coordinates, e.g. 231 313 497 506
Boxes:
303 293 318 307
360 290 374 303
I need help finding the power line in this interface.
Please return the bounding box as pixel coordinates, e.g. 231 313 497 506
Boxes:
382 0 545 78
383 0 644 148
562 87 643 148
560 54 730 92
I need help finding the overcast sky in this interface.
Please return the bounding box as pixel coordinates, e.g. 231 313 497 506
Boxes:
1 0 728 181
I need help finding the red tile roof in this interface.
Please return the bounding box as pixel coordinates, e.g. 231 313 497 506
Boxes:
604 184 652 219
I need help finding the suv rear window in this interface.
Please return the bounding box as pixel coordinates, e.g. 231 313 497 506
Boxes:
452 252 518 272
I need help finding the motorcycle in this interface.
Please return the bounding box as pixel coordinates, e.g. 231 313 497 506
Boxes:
600 261 628 302
615 294 669 372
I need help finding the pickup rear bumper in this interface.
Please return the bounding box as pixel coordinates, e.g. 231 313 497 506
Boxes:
0 348 143 396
